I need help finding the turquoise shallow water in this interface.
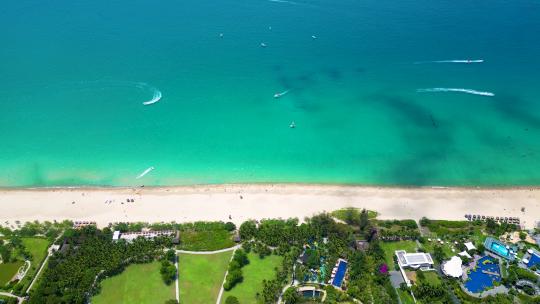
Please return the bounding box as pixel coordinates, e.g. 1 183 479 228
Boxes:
1 0 540 187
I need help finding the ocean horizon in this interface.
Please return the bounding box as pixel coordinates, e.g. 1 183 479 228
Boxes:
1 0 540 187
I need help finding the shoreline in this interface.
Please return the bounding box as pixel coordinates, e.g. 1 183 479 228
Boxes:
1 184 539 229
2 182 540 191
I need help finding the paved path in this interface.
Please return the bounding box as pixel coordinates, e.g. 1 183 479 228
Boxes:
215 248 238 304
516 280 540 296
175 255 180 303
176 245 240 255
0 292 23 304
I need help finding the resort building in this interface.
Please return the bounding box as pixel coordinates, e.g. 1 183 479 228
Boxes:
395 250 434 270
458 251 472 259
354 239 370 251
395 250 434 287
112 230 176 242
522 249 540 273
442 256 463 278
464 242 476 251
484 237 515 260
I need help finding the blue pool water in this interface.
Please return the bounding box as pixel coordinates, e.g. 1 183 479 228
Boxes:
527 253 540 268
302 290 321 298
465 256 501 293
490 242 510 258
332 260 348 288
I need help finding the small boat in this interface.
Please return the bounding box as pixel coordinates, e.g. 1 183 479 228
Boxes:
312 35 317 39
219 33 224 38
289 121 296 128
260 42 267 48
273 90 289 98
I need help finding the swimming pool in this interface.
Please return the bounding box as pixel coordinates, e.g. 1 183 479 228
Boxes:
302 290 321 298
490 242 509 258
332 260 348 288
464 256 501 293
527 252 540 268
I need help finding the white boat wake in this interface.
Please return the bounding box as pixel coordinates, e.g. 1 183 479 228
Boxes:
274 90 290 98
69 80 162 106
268 0 298 4
142 89 162 105
414 59 484 64
136 166 155 179
417 88 494 97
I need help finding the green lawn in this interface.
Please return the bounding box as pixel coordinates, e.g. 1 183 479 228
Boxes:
15 238 50 292
380 241 418 269
420 271 441 285
177 230 235 251
179 251 232 304
0 261 24 286
331 208 378 221
421 241 454 260
92 261 175 304
397 289 415 304
221 253 283 304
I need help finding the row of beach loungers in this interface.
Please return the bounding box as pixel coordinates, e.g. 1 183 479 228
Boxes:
464 214 520 225
73 221 97 228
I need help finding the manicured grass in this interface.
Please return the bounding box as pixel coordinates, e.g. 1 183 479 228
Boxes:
421 241 454 260
92 261 175 304
15 238 50 292
420 271 441 285
221 253 283 304
397 289 415 304
380 241 418 269
0 261 24 286
331 208 378 222
177 230 235 251
179 251 232 304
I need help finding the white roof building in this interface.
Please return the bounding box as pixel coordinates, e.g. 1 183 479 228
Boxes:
113 230 121 241
442 256 463 278
395 250 434 270
464 242 476 251
458 251 472 259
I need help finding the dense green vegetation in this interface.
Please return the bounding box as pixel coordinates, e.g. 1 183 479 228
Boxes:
113 221 236 251
0 221 69 294
223 249 249 290
91 261 176 304
376 219 420 240
29 226 169 304
331 208 378 223
160 250 177 285
178 251 232 304
221 252 283 303
176 222 235 251
0 295 18 304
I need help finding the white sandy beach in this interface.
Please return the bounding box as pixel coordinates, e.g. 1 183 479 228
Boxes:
0 185 539 228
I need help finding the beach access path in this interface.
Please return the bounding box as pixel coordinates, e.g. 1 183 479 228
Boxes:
0 185 539 229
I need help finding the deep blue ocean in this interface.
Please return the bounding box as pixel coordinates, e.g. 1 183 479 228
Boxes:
1 0 540 186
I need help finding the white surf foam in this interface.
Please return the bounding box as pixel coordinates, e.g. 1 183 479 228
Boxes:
417 88 494 97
